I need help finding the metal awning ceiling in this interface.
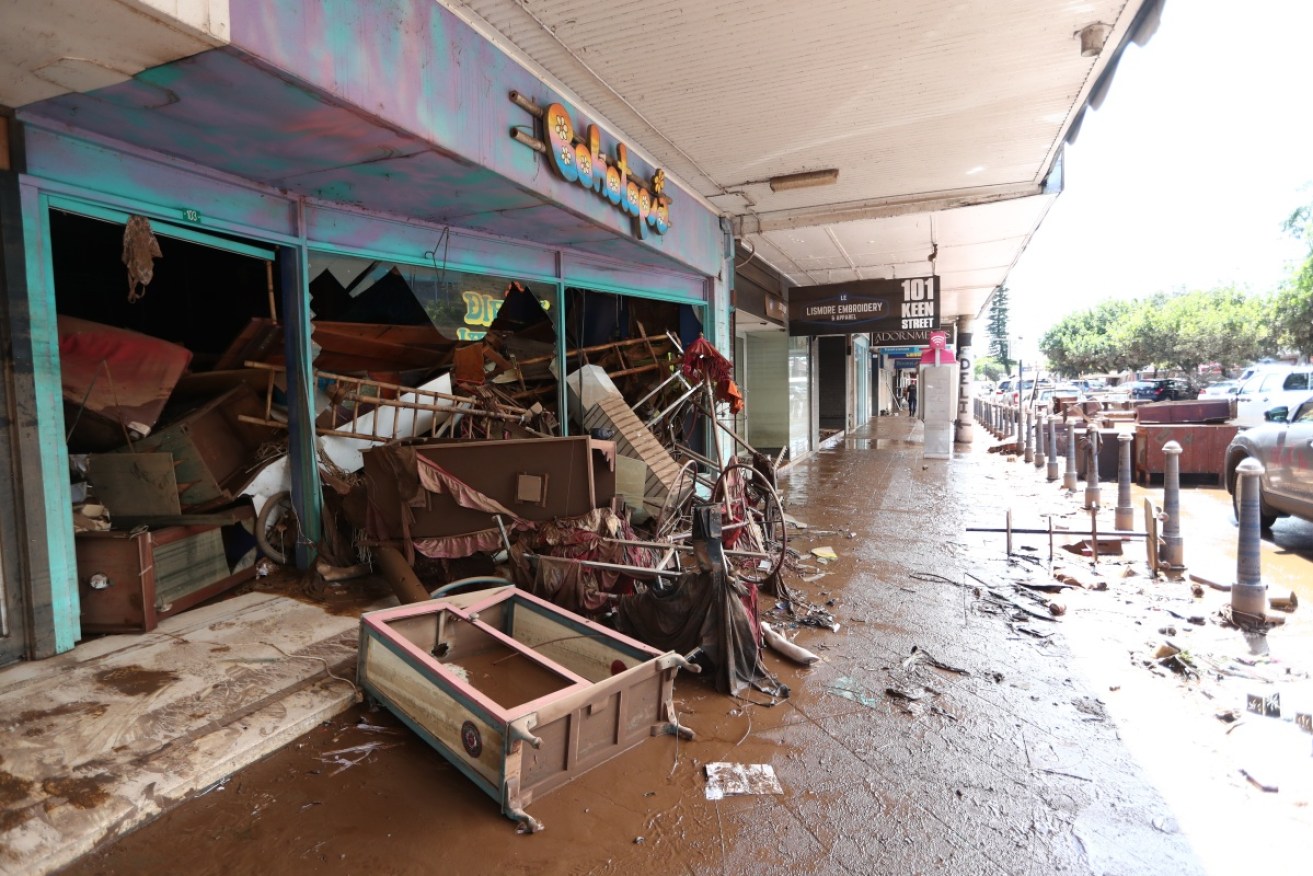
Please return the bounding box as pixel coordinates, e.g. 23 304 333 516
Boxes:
447 0 1154 322
1 0 1157 323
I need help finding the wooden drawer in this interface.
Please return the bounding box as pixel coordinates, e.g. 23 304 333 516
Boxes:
75 510 257 634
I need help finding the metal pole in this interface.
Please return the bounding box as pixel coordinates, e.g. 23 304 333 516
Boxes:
1160 440 1184 568
1046 417 1059 481
1015 404 1023 453
1033 412 1046 470
1063 421 1078 491
1232 458 1267 617
1023 405 1034 463
1083 428 1101 509
1115 433 1134 531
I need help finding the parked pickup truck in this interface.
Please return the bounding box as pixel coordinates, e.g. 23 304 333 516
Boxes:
1234 366 1313 428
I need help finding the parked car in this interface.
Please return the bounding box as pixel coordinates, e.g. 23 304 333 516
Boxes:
1129 379 1198 402
1234 365 1313 428
1199 380 1239 398
1224 395 1313 528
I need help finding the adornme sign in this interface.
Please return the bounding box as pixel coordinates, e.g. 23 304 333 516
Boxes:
521 99 672 240
788 277 940 339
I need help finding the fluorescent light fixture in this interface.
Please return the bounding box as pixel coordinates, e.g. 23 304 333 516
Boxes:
768 168 839 192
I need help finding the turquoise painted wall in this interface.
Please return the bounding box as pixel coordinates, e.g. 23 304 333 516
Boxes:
230 0 723 280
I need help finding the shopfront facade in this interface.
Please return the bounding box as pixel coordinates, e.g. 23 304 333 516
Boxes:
0 0 730 662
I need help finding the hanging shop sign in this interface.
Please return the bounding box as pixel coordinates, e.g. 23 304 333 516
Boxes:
512 93 672 240
788 277 939 339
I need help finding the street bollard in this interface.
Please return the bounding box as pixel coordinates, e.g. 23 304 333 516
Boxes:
1160 441 1184 568
1232 458 1267 618
1015 405 1023 454
1034 414 1046 470
1046 417 1059 482
1083 428 1101 509
1024 407 1034 463
1063 421 1078 491
1115 433 1134 531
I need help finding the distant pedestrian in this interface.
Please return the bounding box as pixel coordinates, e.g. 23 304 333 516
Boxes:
905 381 917 415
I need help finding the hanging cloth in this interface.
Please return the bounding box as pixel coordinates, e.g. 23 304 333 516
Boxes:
122 215 162 303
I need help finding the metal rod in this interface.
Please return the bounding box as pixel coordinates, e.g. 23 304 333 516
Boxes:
966 527 1145 538
601 537 772 559
645 383 701 429
632 367 689 414
568 558 683 579
508 90 545 118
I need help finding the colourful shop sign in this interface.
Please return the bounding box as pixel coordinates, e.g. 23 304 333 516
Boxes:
522 99 672 241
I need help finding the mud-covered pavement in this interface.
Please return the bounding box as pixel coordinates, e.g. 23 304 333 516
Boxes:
63 415 1312 875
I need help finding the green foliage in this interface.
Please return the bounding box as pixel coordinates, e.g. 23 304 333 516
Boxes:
986 286 1011 372
974 355 1006 382
1271 205 1313 355
1039 299 1136 377
1040 289 1270 376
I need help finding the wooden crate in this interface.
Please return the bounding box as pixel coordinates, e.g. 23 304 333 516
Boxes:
75 508 257 633
358 587 693 831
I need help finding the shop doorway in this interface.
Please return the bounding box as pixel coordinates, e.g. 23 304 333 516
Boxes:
817 335 848 437
49 205 283 642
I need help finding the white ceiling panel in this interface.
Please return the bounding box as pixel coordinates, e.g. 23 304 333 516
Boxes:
448 0 1149 321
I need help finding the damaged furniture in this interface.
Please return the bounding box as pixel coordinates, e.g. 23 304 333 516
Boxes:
75 506 258 633
363 436 617 560
116 384 281 511
59 316 193 452
357 585 695 832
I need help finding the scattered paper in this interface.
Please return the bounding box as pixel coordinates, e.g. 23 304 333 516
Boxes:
811 546 838 560
704 762 783 800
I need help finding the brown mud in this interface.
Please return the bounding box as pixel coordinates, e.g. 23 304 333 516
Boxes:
63 414 1313 876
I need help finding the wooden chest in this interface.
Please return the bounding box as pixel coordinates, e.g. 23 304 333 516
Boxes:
357 587 694 831
75 511 258 634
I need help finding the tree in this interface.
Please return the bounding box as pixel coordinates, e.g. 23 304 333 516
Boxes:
1039 298 1136 377
986 286 1012 372
1272 205 1313 356
1039 288 1270 377
974 355 1006 382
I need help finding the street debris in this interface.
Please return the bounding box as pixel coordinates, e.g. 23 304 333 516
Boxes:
902 645 970 676
810 546 838 561
318 742 402 777
1269 591 1298 613
1239 768 1279 794
827 676 882 709
760 622 820 666
1063 538 1125 557
703 762 783 800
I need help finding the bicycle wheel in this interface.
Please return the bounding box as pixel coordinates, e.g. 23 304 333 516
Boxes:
711 462 786 584
255 490 300 565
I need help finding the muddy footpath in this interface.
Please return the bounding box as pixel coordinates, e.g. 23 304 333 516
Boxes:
61 417 1312 875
